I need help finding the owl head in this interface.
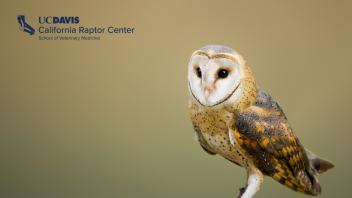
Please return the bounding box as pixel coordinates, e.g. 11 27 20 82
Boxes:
188 45 257 110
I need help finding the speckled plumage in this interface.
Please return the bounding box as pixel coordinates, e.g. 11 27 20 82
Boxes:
188 45 334 198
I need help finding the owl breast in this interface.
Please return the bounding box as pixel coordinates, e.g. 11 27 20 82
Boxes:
190 103 251 168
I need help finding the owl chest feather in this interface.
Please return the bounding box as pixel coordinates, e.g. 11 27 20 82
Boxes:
190 104 251 167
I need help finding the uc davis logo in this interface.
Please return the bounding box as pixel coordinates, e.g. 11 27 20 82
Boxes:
17 15 35 35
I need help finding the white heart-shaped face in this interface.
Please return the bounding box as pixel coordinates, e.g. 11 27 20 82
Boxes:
188 53 243 107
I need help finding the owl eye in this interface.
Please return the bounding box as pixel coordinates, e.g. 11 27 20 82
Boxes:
195 67 202 78
217 69 229 79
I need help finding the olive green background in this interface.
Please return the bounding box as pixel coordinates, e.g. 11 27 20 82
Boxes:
1 0 351 197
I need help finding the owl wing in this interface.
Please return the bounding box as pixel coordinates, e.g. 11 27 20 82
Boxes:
233 90 320 195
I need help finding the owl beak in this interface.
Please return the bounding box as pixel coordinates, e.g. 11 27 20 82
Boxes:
204 84 215 98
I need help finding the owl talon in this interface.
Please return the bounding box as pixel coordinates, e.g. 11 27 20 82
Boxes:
237 186 247 198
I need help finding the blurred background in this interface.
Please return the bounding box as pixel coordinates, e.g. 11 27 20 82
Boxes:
1 0 351 197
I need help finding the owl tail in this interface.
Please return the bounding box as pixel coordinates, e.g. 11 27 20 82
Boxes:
305 148 335 174
303 148 335 196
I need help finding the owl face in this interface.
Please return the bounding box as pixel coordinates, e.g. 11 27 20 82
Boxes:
188 45 245 107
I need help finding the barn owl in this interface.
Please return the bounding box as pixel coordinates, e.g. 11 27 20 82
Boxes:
188 45 334 198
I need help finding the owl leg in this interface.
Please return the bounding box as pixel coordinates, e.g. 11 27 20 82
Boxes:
238 168 263 198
